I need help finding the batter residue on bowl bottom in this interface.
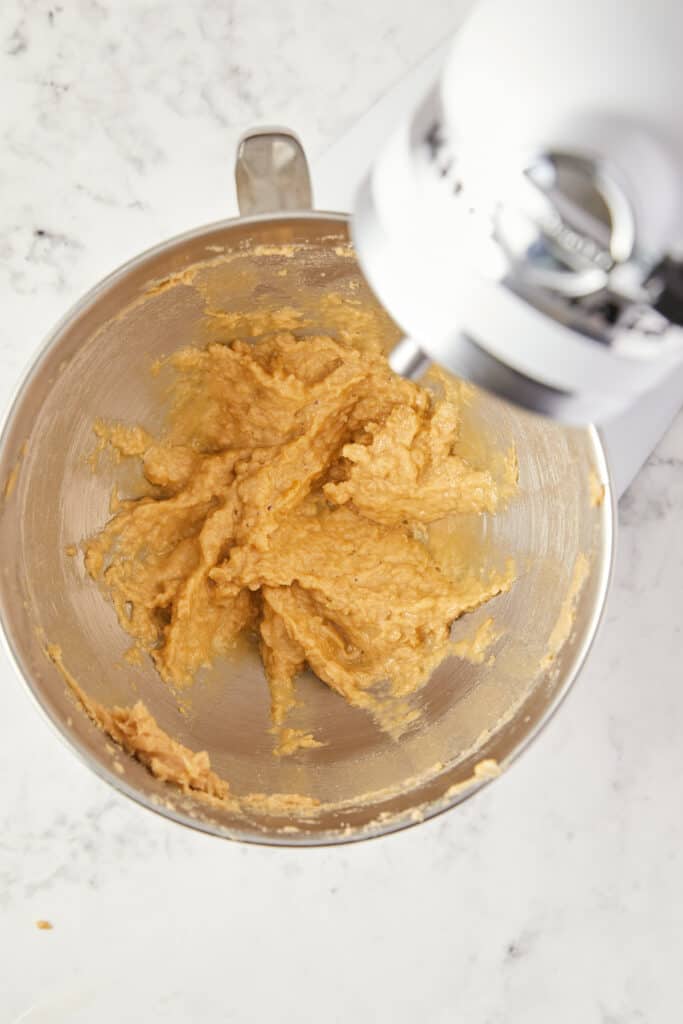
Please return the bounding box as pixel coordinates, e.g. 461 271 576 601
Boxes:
45 643 319 816
84 326 516 758
45 641 503 826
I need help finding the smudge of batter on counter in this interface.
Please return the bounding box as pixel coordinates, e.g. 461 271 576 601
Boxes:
84 325 516 755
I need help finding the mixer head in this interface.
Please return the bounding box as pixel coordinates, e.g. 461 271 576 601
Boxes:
352 0 683 423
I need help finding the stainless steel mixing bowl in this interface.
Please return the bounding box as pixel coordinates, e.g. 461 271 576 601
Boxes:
0 132 613 844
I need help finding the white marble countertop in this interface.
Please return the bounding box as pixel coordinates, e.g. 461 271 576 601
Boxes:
1 2 682 1021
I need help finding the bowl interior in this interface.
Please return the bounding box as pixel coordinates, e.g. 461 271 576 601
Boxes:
0 214 612 843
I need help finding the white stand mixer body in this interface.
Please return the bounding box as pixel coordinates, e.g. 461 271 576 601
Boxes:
352 0 683 427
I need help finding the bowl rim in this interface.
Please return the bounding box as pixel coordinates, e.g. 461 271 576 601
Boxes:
0 209 616 847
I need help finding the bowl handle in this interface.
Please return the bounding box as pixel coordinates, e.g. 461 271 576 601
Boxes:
234 128 313 216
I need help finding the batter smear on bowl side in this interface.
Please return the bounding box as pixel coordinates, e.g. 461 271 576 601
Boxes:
85 328 516 754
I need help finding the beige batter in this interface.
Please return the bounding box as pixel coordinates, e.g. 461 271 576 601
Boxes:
85 328 515 754
46 640 510 826
45 643 319 815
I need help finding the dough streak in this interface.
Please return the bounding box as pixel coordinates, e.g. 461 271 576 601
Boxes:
86 330 515 750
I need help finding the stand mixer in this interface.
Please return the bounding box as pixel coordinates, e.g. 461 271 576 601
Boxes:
0 0 677 845
319 0 683 493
